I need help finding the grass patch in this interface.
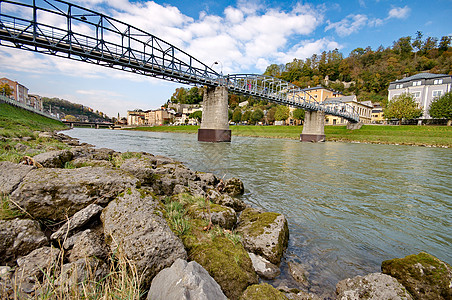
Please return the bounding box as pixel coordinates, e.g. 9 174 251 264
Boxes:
125 124 452 147
0 193 25 220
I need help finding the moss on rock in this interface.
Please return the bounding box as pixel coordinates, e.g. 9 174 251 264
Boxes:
240 283 288 300
381 252 452 300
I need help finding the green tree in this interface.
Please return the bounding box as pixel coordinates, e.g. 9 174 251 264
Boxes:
250 109 264 124
429 91 452 126
232 109 242 123
266 107 276 124
64 114 78 121
292 108 305 122
241 110 251 122
274 105 290 121
384 93 423 125
189 110 202 122
0 83 13 97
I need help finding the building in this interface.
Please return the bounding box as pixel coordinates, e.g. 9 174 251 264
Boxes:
301 86 343 102
323 95 373 125
388 73 452 119
28 94 43 111
0 77 29 104
145 109 174 126
371 103 384 124
127 111 146 125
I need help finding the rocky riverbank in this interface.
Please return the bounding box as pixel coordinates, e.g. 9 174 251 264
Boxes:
0 131 451 299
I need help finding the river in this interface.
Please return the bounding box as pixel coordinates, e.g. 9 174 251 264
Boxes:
64 128 452 296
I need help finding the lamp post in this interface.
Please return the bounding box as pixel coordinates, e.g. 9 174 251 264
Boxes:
212 61 223 76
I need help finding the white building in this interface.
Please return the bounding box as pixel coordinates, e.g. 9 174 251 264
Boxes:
388 73 452 119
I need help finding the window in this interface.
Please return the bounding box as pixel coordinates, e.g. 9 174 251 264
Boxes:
434 79 443 85
411 92 420 99
412 81 422 86
395 84 403 89
432 90 442 98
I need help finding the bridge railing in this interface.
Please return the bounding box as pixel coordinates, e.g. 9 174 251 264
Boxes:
0 0 220 85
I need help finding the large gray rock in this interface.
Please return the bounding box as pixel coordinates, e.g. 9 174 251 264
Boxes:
68 229 107 262
148 258 227 300
223 177 244 196
208 190 247 212
336 272 413 300
248 252 280 280
15 246 61 284
51 204 103 240
101 188 187 290
33 149 73 168
71 157 114 168
10 167 139 221
120 157 157 185
382 252 452 300
0 161 34 194
0 218 48 265
58 257 108 290
237 207 289 265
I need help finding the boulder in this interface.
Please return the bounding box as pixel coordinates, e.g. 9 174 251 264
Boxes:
335 272 413 300
120 157 157 185
0 218 47 265
51 204 103 241
237 207 289 264
58 257 108 290
14 246 61 284
196 204 237 230
71 157 113 168
198 172 218 186
223 178 245 196
0 161 34 194
148 258 227 300
173 165 197 185
241 283 288 300
33 149 73 168
288 261 310 288
90 148 114 161
68 229 107 262
208 190 247 212
381 252 452 300
188 235 258 300
248 252 280 279
101 188 187 290
10 167 139 221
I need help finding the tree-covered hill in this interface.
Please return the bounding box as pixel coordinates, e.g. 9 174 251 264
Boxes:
264 31 452 104
42 97 111 122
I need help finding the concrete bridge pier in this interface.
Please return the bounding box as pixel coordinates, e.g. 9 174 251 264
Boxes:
300 110 325 142
198 86 231 142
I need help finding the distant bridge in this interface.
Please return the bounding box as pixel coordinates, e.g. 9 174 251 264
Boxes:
62 120 115 129
0 0 359 125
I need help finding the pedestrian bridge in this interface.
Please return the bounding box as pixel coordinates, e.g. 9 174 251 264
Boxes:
0 0 360 142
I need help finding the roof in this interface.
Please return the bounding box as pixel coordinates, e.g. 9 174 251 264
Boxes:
391 72 450 84
323 95 356 103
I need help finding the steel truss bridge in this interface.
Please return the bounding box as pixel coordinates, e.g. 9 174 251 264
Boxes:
0 0 359 123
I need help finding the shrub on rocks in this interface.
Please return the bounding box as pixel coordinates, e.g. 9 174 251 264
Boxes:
240 283 288 300
382 252 452 300
237 207 289 265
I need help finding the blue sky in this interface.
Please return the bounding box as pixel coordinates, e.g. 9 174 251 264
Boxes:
1 0 451 118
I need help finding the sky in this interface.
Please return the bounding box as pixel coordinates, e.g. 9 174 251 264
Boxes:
0 0 451 118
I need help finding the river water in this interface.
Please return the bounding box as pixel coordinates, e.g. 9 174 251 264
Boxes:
64 128 452 296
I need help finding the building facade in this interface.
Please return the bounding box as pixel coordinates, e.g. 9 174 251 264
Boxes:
323 95 373 125
127 111 146 126
388 73 452 119
0 77 29 104
28 94 43 111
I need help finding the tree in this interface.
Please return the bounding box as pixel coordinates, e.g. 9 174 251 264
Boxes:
292 108 305 122
250 109 264 124
274 105 290 121
429 91 452 126
0 83 13 97
384 93 423 125
241 110 251 122
189 110 202 122
64 114 78 121
232 109 242 123
266 107 277 124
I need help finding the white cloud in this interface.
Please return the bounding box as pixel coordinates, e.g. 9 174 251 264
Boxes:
325 14 368 37
276 38 341 65
387 6 410 20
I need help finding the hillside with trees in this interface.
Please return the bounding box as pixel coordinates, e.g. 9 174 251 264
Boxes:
42 97 111 122
264 31 451 105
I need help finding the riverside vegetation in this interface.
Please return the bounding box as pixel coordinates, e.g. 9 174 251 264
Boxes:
1 103 451 299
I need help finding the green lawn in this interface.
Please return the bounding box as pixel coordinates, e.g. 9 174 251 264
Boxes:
127 124 452 147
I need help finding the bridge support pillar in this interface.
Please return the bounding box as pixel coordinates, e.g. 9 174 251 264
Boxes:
198 86 231 142
300 111 325 142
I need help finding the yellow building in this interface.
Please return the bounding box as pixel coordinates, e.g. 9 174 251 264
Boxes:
301 86 343 102
127 111 145 125
145 109 174 125
371 103 384 124
323 96 373 125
